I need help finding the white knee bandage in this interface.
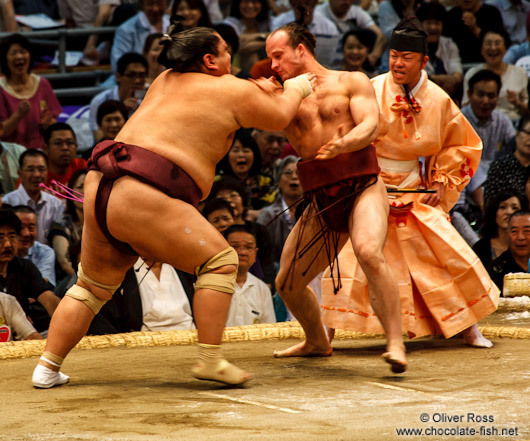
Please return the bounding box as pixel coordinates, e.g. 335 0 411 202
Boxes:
65 284 107 314
195 247 238 294
77 263 121 295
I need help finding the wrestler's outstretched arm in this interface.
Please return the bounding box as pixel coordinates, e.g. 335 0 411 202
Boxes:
316 72 380 159
227 74 314 131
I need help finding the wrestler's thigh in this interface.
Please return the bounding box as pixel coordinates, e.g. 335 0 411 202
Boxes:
104 176 229 274
278 204 349 290
349 177 389 254
80 172 138 285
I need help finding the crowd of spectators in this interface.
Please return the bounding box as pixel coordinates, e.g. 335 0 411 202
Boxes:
1 0 530 341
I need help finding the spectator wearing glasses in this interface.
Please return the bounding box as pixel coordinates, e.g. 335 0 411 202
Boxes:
88 52 148 143
0 208 60 333
224 224 276 326
43 123 87 199
2 150 64 244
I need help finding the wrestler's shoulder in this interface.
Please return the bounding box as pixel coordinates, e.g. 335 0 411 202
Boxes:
331 70 373 88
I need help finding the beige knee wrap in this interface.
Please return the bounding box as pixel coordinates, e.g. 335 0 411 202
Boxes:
77 263 121 295
194 247 238 294
65 285 107 315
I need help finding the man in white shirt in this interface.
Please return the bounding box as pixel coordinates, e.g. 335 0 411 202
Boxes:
3 150 64 244
89 257 195 333
224 224 276 327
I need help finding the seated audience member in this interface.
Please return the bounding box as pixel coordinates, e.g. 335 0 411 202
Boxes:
462 70 516 181
214 23 250 78
340 28 378 77
143 33 165 86
487 210 530 295
0 135 26 195
3 150 64 243
48 169 86 284
463 28 528 122
210 176 275 287
43 123 87 199
172 0 212 30
13 205 56 285
504 11 530 64
89 52 148 143
0 34 62 150
83 100 129 160
271 0 340 67
445 0 504 64
416 1 463 98
316 0 385 69
484 115 530 209
88 258 195 334
0 0 16 33
0 292 43 341
224 224 276 326
202 197 235 234
110 0 169 72
0 209 60 332
97 100 128 140
253 129 289 182
456 69 516 231
473 191 524 267
486 0 530 46
223 0 271 72
256 156 302 268
216 128 277 216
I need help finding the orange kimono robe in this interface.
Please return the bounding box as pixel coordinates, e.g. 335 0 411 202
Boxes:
321 71 500 339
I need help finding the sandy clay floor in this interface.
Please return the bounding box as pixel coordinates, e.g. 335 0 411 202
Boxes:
1 299 530 441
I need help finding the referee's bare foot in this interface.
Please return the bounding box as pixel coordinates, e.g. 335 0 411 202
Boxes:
462 324 493 348
274 340 333 358
382 344 407 374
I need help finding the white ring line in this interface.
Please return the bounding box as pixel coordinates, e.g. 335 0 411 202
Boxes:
366 381 450 400
365 381 421 392
199 391 302 414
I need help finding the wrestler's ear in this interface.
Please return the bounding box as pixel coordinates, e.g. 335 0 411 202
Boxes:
295 43 305 57
203 53 217 71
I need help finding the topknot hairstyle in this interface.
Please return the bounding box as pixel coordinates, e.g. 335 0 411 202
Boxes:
158 16 220 72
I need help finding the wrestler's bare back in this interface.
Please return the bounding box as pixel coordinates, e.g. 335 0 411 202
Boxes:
113 69 304 198
284 70 379 160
